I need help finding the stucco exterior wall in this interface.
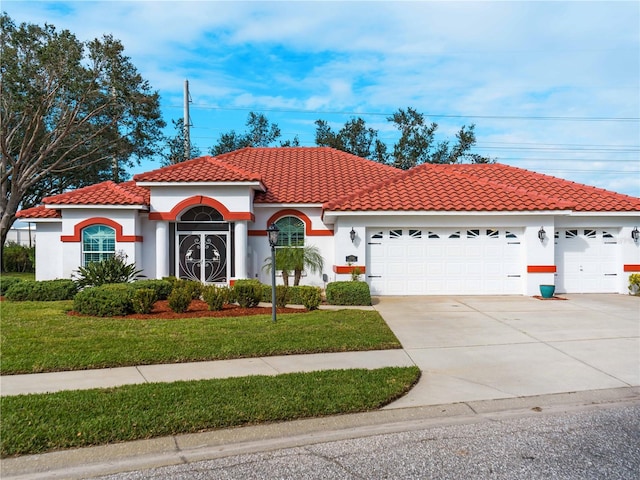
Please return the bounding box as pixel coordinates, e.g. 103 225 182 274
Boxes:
33 222 62 280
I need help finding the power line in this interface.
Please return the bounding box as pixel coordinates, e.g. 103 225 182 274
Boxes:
164 104 640 122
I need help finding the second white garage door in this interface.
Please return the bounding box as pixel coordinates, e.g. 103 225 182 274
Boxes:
554 228 619 293
367 228 524 295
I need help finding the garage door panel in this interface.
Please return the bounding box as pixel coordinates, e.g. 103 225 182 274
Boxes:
555 228 618 293
367 228 523 295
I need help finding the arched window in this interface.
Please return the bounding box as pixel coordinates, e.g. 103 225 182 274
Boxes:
274 216 304 247
82 225 115 265
180 206 224 222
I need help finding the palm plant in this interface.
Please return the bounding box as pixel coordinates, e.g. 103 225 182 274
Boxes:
264 245 324 286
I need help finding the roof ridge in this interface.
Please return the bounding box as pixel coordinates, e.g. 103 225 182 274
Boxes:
204 155 262 180
108 181 146 204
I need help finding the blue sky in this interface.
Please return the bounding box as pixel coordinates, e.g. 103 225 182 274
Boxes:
5 0 640 197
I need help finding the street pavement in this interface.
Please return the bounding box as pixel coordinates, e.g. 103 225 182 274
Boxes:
1 294 639 479
93 397 640 480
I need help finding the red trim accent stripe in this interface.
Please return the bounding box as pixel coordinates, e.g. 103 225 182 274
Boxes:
148 196 254 222
527 265 557 273
623 264 640 272
333 265 366 274
61 218 142 243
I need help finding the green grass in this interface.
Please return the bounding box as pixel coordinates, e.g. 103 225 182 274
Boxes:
1 367 420 457
0 272 35 281
0 301 401 374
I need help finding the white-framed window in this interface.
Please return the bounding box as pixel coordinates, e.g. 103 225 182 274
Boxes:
82 225 115 266
275 216 305 247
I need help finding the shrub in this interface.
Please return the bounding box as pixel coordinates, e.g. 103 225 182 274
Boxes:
73 284 135 317
2 242 35 272
73 252 143 289
259 284 289 307
0 276 22 296
275 285 289 308
629 273 640 295
202 285 230 311
167 287 192 313
326 281 372 306
132 288 157 314
131 279 173 300
5 279 77 301
165 279 202 300
296 286 322 310
233 279 262 308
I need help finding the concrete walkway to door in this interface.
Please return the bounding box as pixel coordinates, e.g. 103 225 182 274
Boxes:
375 294 640 409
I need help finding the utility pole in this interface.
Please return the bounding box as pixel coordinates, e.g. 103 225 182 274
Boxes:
183 79 191 161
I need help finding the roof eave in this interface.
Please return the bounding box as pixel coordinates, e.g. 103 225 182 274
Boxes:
42 204 149 210
135 181 265 191
322 209 577 222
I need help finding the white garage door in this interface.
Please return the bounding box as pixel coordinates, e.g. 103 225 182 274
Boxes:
367 228 523 295
554 228 619 293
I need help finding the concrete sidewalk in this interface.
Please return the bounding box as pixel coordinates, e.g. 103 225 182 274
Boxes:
0 350 415 396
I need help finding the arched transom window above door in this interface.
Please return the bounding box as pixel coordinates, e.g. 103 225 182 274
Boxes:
180 206 224 222
275 216 305 247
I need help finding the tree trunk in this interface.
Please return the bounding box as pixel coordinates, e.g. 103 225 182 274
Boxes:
293 269 302 286
281 270 289 287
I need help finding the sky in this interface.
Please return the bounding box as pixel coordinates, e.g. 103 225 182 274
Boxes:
4 0 640 197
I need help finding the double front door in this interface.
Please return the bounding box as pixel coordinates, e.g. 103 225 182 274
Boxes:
177 232 228 283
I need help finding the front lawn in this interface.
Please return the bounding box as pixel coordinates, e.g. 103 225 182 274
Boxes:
1 367 420 457
0 300 401 374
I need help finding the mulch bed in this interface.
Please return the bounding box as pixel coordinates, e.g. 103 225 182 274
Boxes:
69 299 306 320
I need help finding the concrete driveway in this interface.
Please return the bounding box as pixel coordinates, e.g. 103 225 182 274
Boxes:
374 294 640 409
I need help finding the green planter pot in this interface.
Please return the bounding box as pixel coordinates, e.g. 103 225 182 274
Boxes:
539 284 555 298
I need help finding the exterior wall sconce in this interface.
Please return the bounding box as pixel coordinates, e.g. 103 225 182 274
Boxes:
632 226 639 243
538 227 546 242
350 227 356 244
266 223 280 322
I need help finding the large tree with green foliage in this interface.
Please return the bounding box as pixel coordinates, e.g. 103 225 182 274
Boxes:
0 14 165 269
210 112 299 156
315 117 387 163
314 107 492 168
161 118 201 166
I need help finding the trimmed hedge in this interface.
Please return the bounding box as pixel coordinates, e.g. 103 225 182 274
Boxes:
167 287 192 313
296 286 321 310
0 276 22 296
259 284 290 308
131 279 173 300
132 288 157 314
5 279 77 302
73 284 135 317
326 281 372 306
233 279 262 308
202 285 230 311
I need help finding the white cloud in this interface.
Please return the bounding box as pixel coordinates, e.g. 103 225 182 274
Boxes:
4 0 639 196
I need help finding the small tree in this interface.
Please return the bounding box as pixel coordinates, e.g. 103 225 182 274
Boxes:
264 245 324 287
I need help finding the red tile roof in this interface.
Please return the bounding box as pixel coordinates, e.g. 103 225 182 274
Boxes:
133 156 263 183
215 147 400 203
449 164 640 212
16 149 640 219
42 181 148 206
325 163 640 212
16 205 61 219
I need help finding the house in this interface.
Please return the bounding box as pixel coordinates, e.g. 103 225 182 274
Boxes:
16 147 640 296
